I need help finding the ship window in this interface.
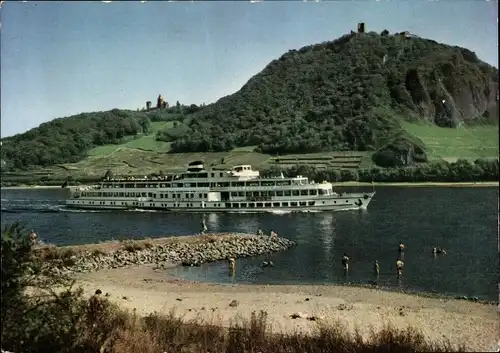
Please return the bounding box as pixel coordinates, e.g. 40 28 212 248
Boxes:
232 203 239 208
238 192 244 197
199 193 203 198
320 189 327 195
310 190 318 196
203 193 208 198
97 192 102 197
252 192 260 197
219 173 223 177
299 202 307 206
300 190 308 196
291 202 298 207
292 190 300 196
346 200 349 203
282 202 289 207
265 203 271 207
276 191 283 196
160 194 164 199
284 191 291 196
119 193 124 197
256 203 263 207
198 182 209 187
199 173 208 178
136 192 141 197
231 192 238 197
141 193 146 197
190 194 194 198
177 194 181 198
173 194 176 198
147 192 152 197
249 203 255 208
211 173 214 177
241 203 247 208
225 203 231 208
308 201 315 206
119 184 124 188
273 202 280 207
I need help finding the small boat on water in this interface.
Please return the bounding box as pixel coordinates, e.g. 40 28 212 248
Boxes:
65 161 375 212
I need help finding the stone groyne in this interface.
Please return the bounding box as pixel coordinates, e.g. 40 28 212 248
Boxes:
38 233 297 275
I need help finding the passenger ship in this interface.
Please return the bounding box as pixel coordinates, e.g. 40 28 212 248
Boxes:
66 161 375 212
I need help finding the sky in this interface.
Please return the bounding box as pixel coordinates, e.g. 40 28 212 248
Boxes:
0 0 498 138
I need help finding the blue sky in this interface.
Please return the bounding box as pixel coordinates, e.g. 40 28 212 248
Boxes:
1 0 497 138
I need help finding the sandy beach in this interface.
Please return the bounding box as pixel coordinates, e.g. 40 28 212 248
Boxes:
73 265 500 352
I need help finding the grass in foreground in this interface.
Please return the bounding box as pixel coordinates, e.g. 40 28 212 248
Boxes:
5 299 465 353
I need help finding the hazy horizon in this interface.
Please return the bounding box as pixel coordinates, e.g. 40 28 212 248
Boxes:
1 0 498 138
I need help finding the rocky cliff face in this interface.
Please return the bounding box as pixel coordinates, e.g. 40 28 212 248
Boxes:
404 50 498 127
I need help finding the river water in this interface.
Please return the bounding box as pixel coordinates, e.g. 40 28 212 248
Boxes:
1 186 498 300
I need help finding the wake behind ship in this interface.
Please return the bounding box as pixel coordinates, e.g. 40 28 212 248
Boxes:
66 161 375 212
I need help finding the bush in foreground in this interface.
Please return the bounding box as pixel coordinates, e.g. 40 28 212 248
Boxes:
1 223 465 353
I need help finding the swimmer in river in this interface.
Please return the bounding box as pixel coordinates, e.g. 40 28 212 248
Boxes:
399 242 405 253
374 260 380 277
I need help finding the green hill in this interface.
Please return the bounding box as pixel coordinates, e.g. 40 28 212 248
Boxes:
1 29 498 176
162 30 497 166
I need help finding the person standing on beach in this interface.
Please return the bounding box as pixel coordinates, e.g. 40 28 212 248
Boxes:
342 253 349 273
88 289 105 327
374 260 380 277
396 258 404 278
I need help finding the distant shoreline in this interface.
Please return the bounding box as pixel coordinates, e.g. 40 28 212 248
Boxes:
1 181 498 190
331 181 499 187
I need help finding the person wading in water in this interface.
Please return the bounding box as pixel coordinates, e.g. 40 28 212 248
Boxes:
396 258 404 278
342 253 350 274
200 218 207 235
374 260 380 277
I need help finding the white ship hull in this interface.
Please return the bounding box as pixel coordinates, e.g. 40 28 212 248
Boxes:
65 162 376 213
65 192 375 213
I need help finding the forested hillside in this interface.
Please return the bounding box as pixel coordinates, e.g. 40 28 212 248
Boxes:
0 110 153 170
163 30 497 164
1 30 497 171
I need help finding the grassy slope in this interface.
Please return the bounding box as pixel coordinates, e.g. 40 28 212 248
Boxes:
5 121 498 181
401 122 499 161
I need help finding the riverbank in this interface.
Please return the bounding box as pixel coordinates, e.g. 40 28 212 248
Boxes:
35 234 499 352
2 181 498 190
72 265 499 352
35 232 296 273
331 181 499 187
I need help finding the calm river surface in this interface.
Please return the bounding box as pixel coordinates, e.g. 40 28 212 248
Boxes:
1 186 498 300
